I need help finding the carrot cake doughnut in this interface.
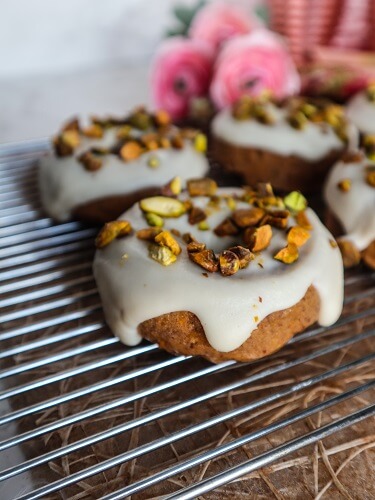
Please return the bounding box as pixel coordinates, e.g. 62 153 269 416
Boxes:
324 150 375 270
211 95 356 193
39 108 209 223
94 179 344 363
346 83 375 136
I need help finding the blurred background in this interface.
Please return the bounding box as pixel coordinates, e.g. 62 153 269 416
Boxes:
1 0 375 143
0 0 258 142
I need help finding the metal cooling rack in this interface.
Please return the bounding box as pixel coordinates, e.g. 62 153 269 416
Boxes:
0 141 374 500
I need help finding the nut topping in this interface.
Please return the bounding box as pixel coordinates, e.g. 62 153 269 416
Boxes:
337 179 352 192
148 244 177 266
136 227 162 241
231 208 265 228
139 196 186 217
287 226 311 247
228 246 254 269
187 178 218 197
155 230 181 256
296 211 313 230
284 191 307 214
274 243 299 264
78 151 103 171
243 225 272 252
95 220 132 248
188 206 207 225
119 141 143 161
188 249 219 273
219 250 240 276
214 218 239 237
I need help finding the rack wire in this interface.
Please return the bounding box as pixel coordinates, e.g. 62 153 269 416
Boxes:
0 141 374 499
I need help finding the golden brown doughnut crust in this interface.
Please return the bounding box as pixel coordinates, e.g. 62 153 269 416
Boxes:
72 186 161 224
138 285 320 363
211 136 345 193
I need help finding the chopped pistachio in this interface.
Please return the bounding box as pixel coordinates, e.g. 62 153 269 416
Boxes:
198 220 210 231
219 250 240 276
188 206 207 225
154 109 171 127
228 246 254 269
296 211 313 230
78 151 103 171
284 191 307 214
187 178 218 197
288 111 308 130
148 243 177 266
231 208 265 228
187 241 206 253
171 134 184 149
214 217 239 237
287 226 311 247
188 249 219 273
194 133 207 153
274 243 299 264
145 213 164 227
116 125 132 140
128 110 152 130
139 196 186 217
95 220 132 248
155 230 181 255
62 117 80 132
226 197 237 210
147 155 160 168
82 124 103 139
243 225 272 252
119 141 143 161
337 179 352 192
136 227 162 241
170 176 182 195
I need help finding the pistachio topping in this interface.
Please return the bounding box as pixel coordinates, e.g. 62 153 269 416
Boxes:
188 206 207 225
287 226 311 247
296 211 313 230
148 243 177 266
139 196 186 217
147 155 160 168
274 243 299 264
95 220 132 248
219 250 240 276
228 246 254 269
145 213 164 227
214 217 239 237
155 230 181 256
188 249 219 273
136 227 162 241
337 178 352 192
284 191 307 214
82 124 104 139
243 225 272 252
187 178 218 197
78 151 103 172
194 133 207 153
231 208 265 228
119 141 144 161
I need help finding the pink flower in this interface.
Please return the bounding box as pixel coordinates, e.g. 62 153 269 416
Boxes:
151 37 213 120
189 2 260 52
210 30 301 109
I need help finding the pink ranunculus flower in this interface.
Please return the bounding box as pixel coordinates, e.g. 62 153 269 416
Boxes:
189 2 260 52
210 30 301 109
151 37 213 121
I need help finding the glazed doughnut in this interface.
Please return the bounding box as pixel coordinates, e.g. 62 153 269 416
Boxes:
39 108 209 223
211 95 357 193
94 180 343 363
324 150 375 270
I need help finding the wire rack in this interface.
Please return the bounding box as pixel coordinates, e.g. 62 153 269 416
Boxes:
0 141 374 500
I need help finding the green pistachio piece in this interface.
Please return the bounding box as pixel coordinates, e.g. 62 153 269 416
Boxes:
284 191 307 214
139 196 186 217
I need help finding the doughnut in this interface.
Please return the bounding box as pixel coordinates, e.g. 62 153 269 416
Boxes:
38 108 209 223
211 95 357 193
93 180 344 363
347 84 375 136
324 150 375 270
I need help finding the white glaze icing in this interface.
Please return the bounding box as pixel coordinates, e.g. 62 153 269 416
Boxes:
324 156 375 250
93 188 344 353
346 91 375 135
39 127 209 221
212 105 354 161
